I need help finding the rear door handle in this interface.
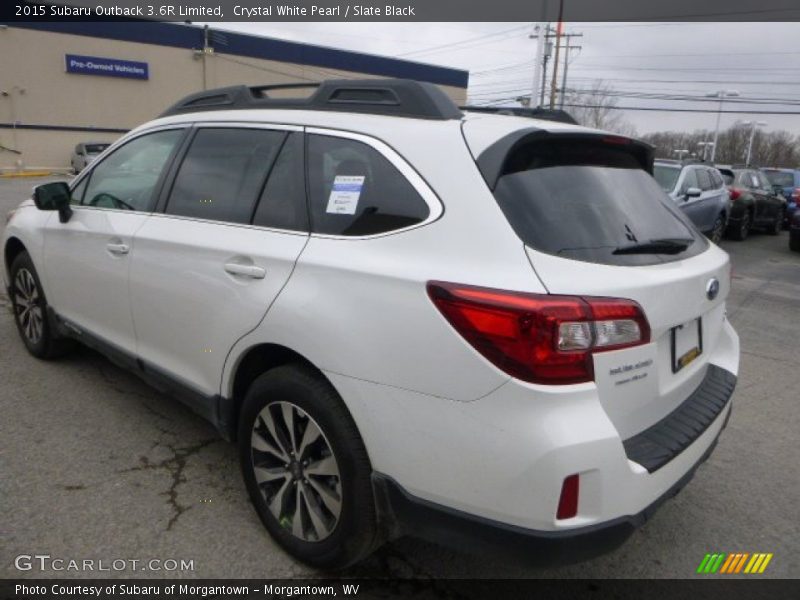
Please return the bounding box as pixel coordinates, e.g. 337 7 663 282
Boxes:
106 243 130 255
224 263 266 279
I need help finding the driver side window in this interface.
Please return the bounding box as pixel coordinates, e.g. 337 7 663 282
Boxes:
81 129 183 212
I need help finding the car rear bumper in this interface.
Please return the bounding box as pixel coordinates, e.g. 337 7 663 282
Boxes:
328 314 738 540
374 399 732 565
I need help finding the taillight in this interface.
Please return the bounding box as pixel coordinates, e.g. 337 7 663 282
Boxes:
427 282 650 385
792 187 800 201
729 188 742 201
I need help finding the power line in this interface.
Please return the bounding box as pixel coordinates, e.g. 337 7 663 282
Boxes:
397 24 531 58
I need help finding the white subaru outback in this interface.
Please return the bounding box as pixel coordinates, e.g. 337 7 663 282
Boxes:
3 79 739 569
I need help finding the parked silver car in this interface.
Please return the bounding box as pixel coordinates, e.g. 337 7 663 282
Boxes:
654 160 731 244
70 142 111 173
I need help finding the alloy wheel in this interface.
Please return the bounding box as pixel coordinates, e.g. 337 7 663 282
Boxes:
711 217 724 244
740 214 751 239
14 268 44 345
250 401 342 542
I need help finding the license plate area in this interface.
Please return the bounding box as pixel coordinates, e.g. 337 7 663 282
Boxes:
671 318 703 373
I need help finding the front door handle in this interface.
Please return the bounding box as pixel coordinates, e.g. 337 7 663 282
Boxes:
106 242 130 255
224 263 266 279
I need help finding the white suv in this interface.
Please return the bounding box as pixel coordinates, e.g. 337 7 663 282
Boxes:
3 79 739 569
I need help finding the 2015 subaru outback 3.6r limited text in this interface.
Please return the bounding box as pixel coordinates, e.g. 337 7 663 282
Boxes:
3 79 739 569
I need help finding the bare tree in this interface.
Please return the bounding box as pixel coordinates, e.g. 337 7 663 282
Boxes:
642 126 800 167
563 80 637 136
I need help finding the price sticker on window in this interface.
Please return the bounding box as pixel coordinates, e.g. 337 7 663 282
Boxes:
326 176 365 215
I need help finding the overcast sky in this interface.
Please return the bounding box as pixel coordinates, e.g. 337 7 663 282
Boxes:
204 21 800 137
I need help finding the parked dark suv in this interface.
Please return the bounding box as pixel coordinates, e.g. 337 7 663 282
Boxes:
716 166 785 240
761 168 800 228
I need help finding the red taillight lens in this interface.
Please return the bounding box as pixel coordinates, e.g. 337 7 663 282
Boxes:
792 187 800 200
427 282 650 385
557 474 580 520
729 188 742 201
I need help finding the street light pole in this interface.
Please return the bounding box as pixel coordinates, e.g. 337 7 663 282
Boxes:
739 120 767 166
707 89 739 163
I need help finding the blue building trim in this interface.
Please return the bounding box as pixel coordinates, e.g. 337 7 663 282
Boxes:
7 21 469 88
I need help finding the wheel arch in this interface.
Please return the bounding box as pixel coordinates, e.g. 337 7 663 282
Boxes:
4 236 27 281
222 343 333 442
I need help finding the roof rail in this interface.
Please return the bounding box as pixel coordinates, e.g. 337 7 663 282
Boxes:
460 105 578 125
160 78 464 120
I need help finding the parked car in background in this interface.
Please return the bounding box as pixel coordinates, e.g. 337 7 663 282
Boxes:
70 142 111 173
790 210 800 252
653 159 730 243
715 166 785 240
761 167 800 228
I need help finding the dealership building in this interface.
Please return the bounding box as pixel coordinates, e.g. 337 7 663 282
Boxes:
0 22 468 172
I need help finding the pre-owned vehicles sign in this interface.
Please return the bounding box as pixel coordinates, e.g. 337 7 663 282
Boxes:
65 54 149 80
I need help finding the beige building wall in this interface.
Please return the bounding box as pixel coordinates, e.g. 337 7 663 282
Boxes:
0 26 467 171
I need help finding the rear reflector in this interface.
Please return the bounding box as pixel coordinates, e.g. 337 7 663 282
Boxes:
557 474 580 520
427 282 650 385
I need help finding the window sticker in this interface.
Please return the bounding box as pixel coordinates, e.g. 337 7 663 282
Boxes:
326 175 365 215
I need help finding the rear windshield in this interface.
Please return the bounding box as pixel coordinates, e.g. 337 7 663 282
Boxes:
85 144 110 154
653 164 681 192
763 170 794 188
491 140 707 266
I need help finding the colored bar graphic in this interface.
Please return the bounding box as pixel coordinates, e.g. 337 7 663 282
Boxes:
758 554 773 573
697 554 712 574
720 553 736 573
710 553 726 573
735 553 750 573
698 552 772 574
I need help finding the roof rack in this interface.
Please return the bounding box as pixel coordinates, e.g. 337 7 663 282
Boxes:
160 79 464 121
460 105 578 125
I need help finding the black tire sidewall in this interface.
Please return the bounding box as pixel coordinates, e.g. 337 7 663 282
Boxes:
9 252 56 357
237 365 377 569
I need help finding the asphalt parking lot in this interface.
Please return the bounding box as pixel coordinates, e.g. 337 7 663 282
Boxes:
1 176 798 582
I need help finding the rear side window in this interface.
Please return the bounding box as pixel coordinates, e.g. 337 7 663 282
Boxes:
653 164 680 193
307 135 430 236
697 169 713 191
681 168 699 192
710 169 724 189
166 128 285 224
490 139 705 266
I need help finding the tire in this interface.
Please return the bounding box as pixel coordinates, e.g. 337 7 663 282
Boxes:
709 214 725 244
729 211 752 241
767 213 782 236
9 251 72 359
238 365 379 569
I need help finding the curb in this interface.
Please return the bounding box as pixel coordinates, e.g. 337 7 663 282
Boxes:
0 171 55 178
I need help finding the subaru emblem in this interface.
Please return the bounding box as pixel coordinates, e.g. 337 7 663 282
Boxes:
706 278 720 301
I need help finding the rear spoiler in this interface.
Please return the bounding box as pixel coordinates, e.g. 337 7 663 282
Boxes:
476 129 655 190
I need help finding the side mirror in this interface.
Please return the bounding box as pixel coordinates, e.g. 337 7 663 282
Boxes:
684 187 702 199
33 182 73 223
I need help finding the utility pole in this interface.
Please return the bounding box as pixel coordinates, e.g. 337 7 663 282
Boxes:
530 23 548 108
540 42 552 107
548 0 565 109
559 43 581 109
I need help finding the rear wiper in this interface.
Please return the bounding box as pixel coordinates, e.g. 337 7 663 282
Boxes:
613 237 694 255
